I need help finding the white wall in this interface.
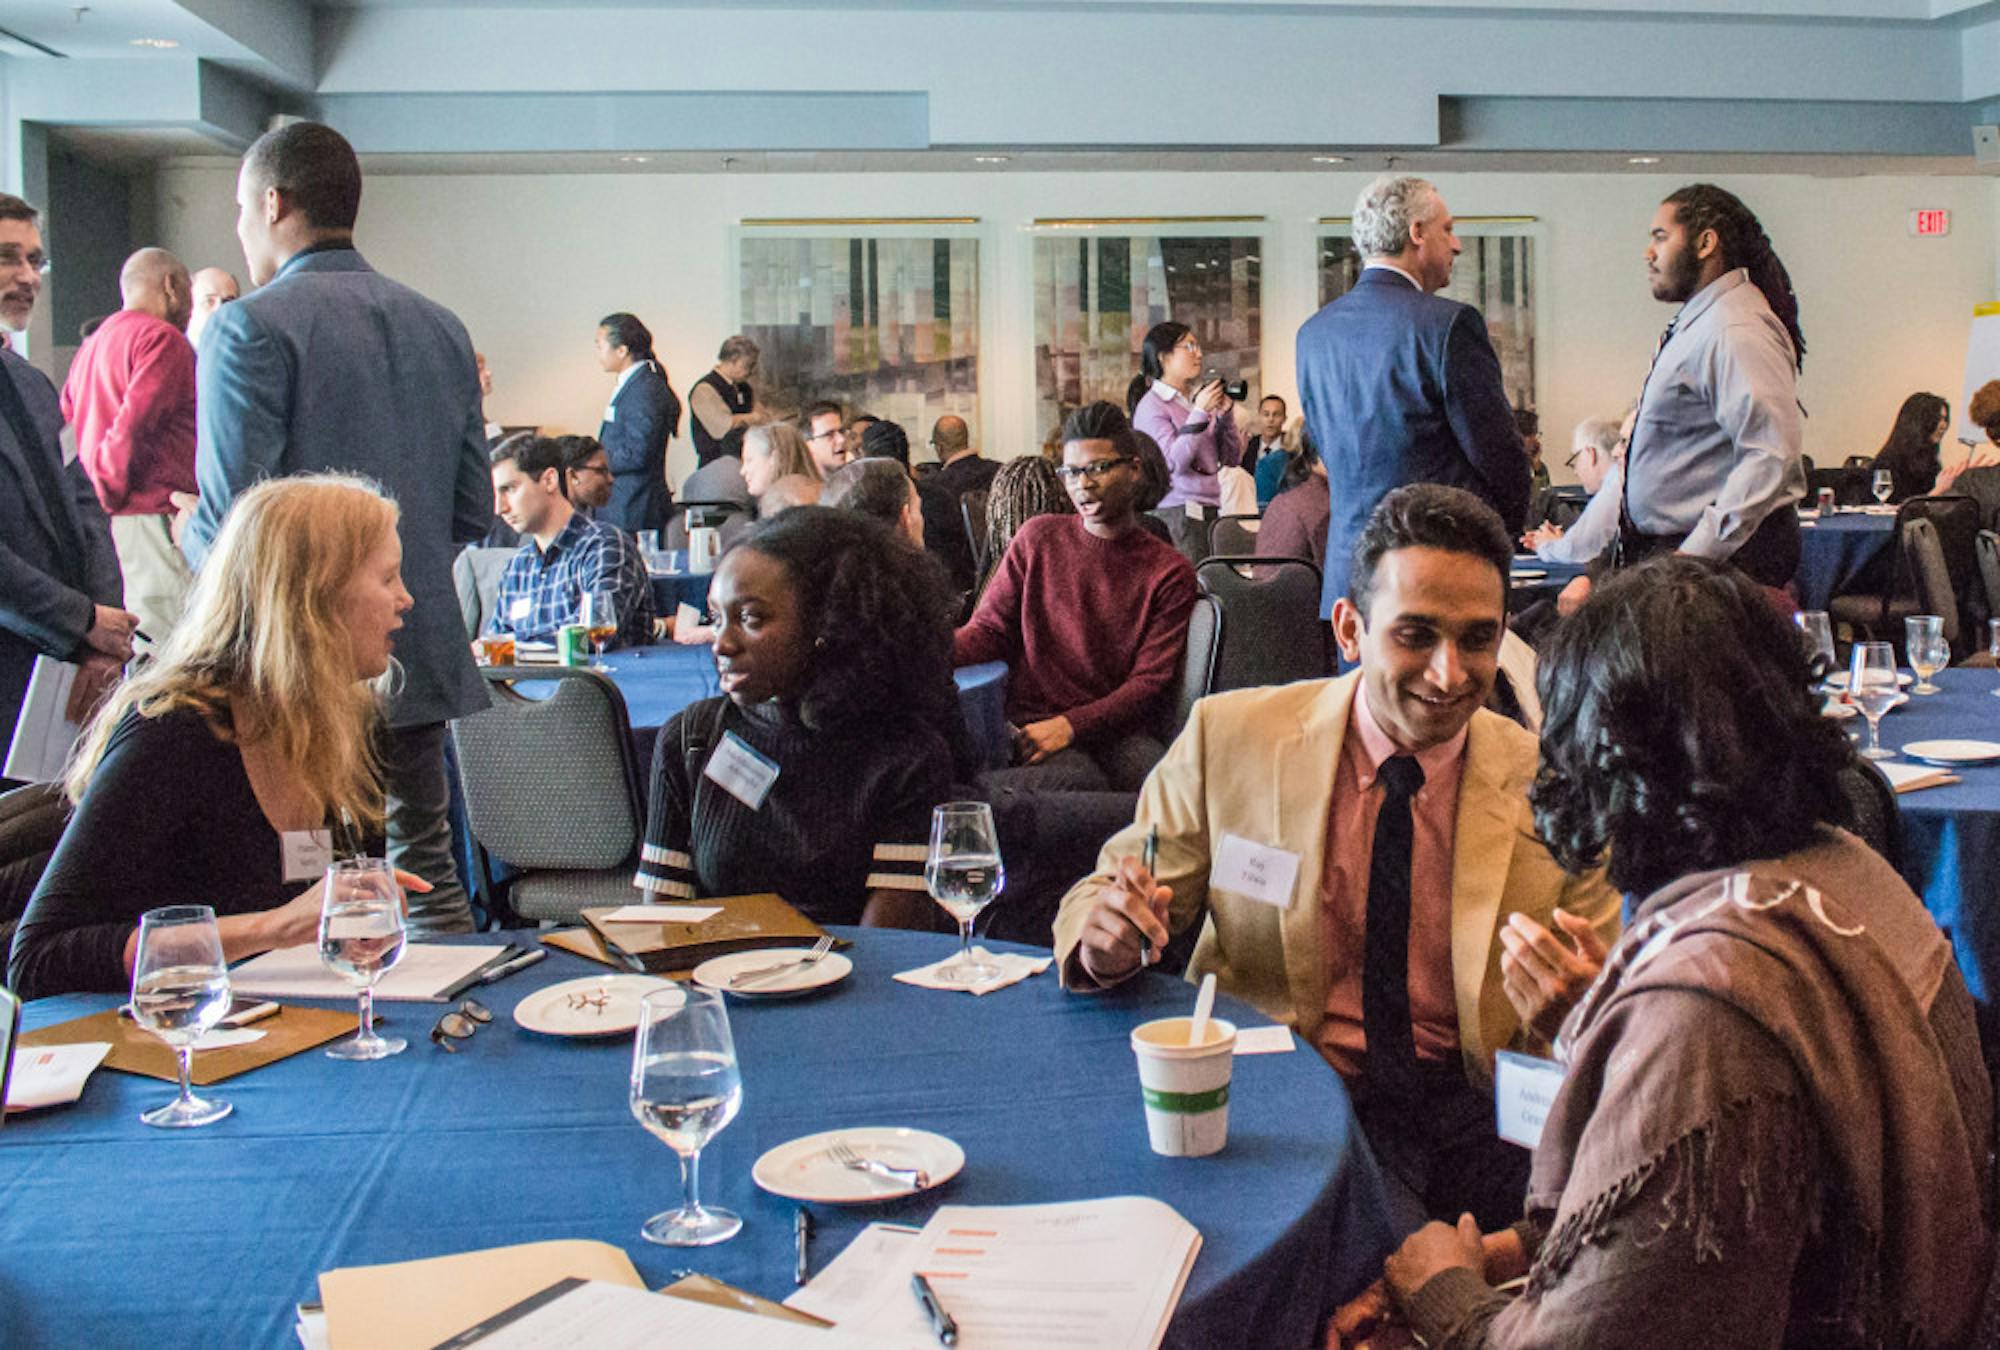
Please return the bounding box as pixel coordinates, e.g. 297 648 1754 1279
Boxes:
151 161 2000 487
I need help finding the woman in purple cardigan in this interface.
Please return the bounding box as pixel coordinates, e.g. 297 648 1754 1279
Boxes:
1130 321 1244 562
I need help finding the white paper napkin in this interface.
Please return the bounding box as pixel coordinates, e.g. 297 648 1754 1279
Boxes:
599 905 722 924
191 1027 269 1052
1232 1025 1296 1055
893 947 1051 996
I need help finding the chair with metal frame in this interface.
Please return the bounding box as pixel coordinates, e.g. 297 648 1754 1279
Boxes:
1158 592 1221 742
1207 513 1261 558
961 489 990 579
450 666 646 926
1828 494 1981 657
1196 555 1329 693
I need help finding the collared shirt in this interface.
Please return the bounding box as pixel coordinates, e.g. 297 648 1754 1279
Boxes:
486 509 655 647
1362 260 1424 292
1151 378 1212 430
602 360 643 424
1316 681 1468 1080
1536 465 1621 563
59 309 197 516
1624 268 1804 558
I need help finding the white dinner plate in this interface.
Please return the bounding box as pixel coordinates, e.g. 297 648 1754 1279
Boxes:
512 974 681 1038
1823 671 1914 691
1820 700 1857 721
752 1127 965 1204
1900 739 2000 768
692 949 852 999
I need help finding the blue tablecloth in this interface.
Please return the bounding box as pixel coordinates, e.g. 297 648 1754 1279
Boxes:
1509 556 1589 604
649 568 713 619
1874 667 2000 1033
0 931 1394 1348
1794 511 1895 612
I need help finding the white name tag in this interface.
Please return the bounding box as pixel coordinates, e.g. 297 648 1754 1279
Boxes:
703 731 780 811
1495 1049 1568 1149
508 596 531 620
1211 833 1300 910
602 403 617 424
280 829 335 883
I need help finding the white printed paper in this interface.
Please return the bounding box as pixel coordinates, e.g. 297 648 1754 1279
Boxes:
704 730 779 810
1495 1049 1568 1149
1211 833 1301 910
280 829 335 883
228 943 511 1003
458 1280 877 1349
4 1040 111 1112
3 655 80 783
785 1224 923 1324
599 905 722 924
1232 1025 1297 1056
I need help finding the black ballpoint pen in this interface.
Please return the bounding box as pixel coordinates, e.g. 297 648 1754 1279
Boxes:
1138 825 1159 964
794 1207 812 1285
910 1272 958 1346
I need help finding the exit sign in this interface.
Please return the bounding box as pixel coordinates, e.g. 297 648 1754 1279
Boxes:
1910 209 1951 237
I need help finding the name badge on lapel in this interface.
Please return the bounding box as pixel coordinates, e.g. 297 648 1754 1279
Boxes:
602 403 617 424
704 731 780 811
1495 1050 1568 1149
281 829 335 883
508 597 531 620
1211 833 1301 910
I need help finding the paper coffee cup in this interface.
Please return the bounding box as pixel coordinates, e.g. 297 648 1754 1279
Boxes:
1130 1015 1236 1157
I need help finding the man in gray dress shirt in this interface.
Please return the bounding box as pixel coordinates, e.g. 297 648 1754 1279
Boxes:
1614 184 1807 591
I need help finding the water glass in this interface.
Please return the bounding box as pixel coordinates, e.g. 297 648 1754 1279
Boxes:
925 801 1006 986
630 987 742 1246
1872 469 1895 505
130 905 233 1128
1905 615 1947 695
1849 641 1901 760
1794 610 1835 685
319 858 408 1060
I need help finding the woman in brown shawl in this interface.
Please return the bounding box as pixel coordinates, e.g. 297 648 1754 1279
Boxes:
1339 555 1994 1348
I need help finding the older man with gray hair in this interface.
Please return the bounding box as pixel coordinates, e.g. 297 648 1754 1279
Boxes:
1296 174 1528 615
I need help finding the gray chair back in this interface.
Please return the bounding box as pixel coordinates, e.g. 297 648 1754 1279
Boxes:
1979 530 2000 626
1835 754 1905 875
666 499 753 550
452 545 517 639
1903 517 1960 647
1196 555 1329 693
1160 593 1221 740
451 667 645 923
961 489 990 578
1208 514 1260 557
1899 494 1983 649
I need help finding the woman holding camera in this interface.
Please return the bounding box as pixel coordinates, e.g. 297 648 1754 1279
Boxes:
1131 321 1243 562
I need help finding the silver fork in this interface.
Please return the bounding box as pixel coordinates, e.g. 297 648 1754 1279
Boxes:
728 936 835 989
827 1139 929 1190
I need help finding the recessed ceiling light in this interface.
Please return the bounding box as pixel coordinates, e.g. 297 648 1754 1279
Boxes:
1627 156 1662 165
1311 155 1348 164
130 37 180 49
973 155 1010 164
615 155 651 165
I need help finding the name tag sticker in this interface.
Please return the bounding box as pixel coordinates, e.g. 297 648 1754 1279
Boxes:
1495 1050 1568 1150
1211 833 1300 910
508 597 531 620
281 829 334 883
704 731 780 811
602 403 617 424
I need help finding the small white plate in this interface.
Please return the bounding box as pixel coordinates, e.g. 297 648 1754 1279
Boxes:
692 949 852 999
512 974 681 1038
752 1127 965 1204
1901 739 2000 768
1823 671 1914 691
1820 700 1857 720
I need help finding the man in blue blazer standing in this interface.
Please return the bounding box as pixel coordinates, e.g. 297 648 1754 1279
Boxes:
1298 175 1529 614
0 193 133 788
183 122 491 933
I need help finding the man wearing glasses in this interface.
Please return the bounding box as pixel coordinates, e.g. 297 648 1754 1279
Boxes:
954 401 1196 791
0 194 132 781
803 401 851 477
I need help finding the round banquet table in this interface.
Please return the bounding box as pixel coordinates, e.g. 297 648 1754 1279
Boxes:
0 930 1394 1349
1871 667 2000 1035
1793 509 1895 612
1509 556 1589 605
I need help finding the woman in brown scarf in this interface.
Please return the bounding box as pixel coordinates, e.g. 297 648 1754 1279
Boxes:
1340 555 1994 1348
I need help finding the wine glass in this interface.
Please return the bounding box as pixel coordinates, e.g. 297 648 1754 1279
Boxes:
580 590 616 670
924 801 1006 987
1849 641 1902 761
130 905 233 1128
630 987 742 1246
1872 470 1895 506
1905 615 1947 696
319 858 408 1060
1794 610 1835 686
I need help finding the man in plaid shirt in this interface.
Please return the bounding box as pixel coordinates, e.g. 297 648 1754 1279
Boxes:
486 435 654 647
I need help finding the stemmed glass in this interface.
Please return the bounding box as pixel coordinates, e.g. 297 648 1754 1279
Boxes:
580 590 616 670
925 801 1006 987
630 987 742 1246
1794 610 1835 686
1872 469 1895 506
1905 615 1948 696
1849 641 1902 761
129 905 233 1128
319 858 408 1060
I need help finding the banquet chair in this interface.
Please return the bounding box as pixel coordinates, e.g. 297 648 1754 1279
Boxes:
1978 531 2000 626
1842 455 1875 471
1828 495 1981 656
1808 466 1871 508
0 781 68 961
1159 593 1221 741
1902 518 1960 648
1834 755 1904 876
1207 514 1261 558
961 489 990 578
452 545 517 639
1196 556 1328 693
664 499 752 550
450 667 646 926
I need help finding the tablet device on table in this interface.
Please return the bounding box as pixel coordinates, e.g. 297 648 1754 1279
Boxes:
0 984 20 1128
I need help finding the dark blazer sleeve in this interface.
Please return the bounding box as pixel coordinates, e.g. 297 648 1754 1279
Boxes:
187 302 291 569
68 453 122 609
601 371 670 476
0 532 95 659
453 366 494 545
1440 308 1531 532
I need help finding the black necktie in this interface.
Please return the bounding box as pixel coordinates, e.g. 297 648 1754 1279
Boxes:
1362 754 1425 1101
0 359 86 576
1614 313 1683 567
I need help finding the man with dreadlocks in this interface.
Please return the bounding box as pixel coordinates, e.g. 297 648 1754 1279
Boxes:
1612 184 1807 595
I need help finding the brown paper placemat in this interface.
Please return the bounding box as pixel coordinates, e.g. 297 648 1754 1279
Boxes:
20 1005 359 1086
582 893 825 973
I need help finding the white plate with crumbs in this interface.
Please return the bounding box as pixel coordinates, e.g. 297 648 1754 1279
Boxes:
512 974 681 1037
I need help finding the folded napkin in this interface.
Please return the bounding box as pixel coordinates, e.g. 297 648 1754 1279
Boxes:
893 947 1051 996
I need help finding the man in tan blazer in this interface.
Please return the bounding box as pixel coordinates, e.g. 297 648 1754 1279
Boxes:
1055 484 1617 1231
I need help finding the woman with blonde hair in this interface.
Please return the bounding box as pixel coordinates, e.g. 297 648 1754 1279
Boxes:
7 474 427 998
740 421 821 499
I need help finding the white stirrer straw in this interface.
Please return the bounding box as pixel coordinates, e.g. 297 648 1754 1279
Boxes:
1188 972 1217 1046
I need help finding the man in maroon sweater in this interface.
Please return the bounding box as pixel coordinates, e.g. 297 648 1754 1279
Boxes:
60 247 198 652
955 401 1197 791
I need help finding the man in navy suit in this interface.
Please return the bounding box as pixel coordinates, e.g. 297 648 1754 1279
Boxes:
183 123 491 932
1298 175 1529 614
0 193 132 788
